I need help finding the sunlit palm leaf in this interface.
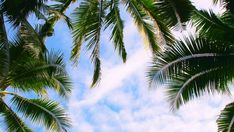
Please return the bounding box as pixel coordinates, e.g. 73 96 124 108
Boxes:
19 19 46 56
123 0 159 52
11 94 71 132
137 0 174 45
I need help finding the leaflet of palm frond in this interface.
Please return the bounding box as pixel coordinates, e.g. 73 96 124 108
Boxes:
11 94 71 131
9 48 71 97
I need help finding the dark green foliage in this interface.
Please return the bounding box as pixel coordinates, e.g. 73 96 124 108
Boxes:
217 102 234 132
155 0 194 27
1 0 48 26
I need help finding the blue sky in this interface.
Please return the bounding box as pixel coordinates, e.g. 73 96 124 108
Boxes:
1 0 234 132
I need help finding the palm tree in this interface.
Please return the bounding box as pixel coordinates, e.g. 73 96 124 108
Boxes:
71 0 195 86
0 31 71 132
0 0 72 131
148 0 234 131
0 41 71 131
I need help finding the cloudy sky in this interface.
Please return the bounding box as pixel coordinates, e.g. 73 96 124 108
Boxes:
46 0 234 132
1 0 233 132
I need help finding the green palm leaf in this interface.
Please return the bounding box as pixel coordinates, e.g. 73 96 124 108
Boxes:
137 0 174 45
155 0 194 28
19 19 46 56
10 51 71 97
71 0 104 87
149 36 234 110
11 94 71 132
0 14 10 79
217 102 234 132
122 0 159 52
105 0 127 62
0 99 32 132
1 0 48 26
192 9 234 42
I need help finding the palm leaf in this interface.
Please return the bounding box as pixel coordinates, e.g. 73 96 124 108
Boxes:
137 0 174 45
148 36 234 110
10 51 71 97
217 102 234 132
122 0 159 52
71 0 104 87
0 98 32 132
39 6 73 38
19 19 46 56
0 14 9 80
105 0 127 62
192 9 234 42
155 0 194 28
1 0 48 27
11 94 71 132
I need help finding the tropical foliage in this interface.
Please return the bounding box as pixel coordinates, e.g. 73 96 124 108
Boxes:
71 0 194 86
148 0 234 131
2 0 234 131
0 0 72 131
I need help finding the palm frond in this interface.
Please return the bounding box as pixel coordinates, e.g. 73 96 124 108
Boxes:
217 102 234 132
0 14 9 79
10 51 71 97
148 36 234 110
39 0 74 39
11 94 71 132
1 0 48 27
192 9 234 42
19 19 46 56
137 0 174 45
0 98 32 132
71 0 104 87
122 0 159 52
105 0 127 62
155 0 194 28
